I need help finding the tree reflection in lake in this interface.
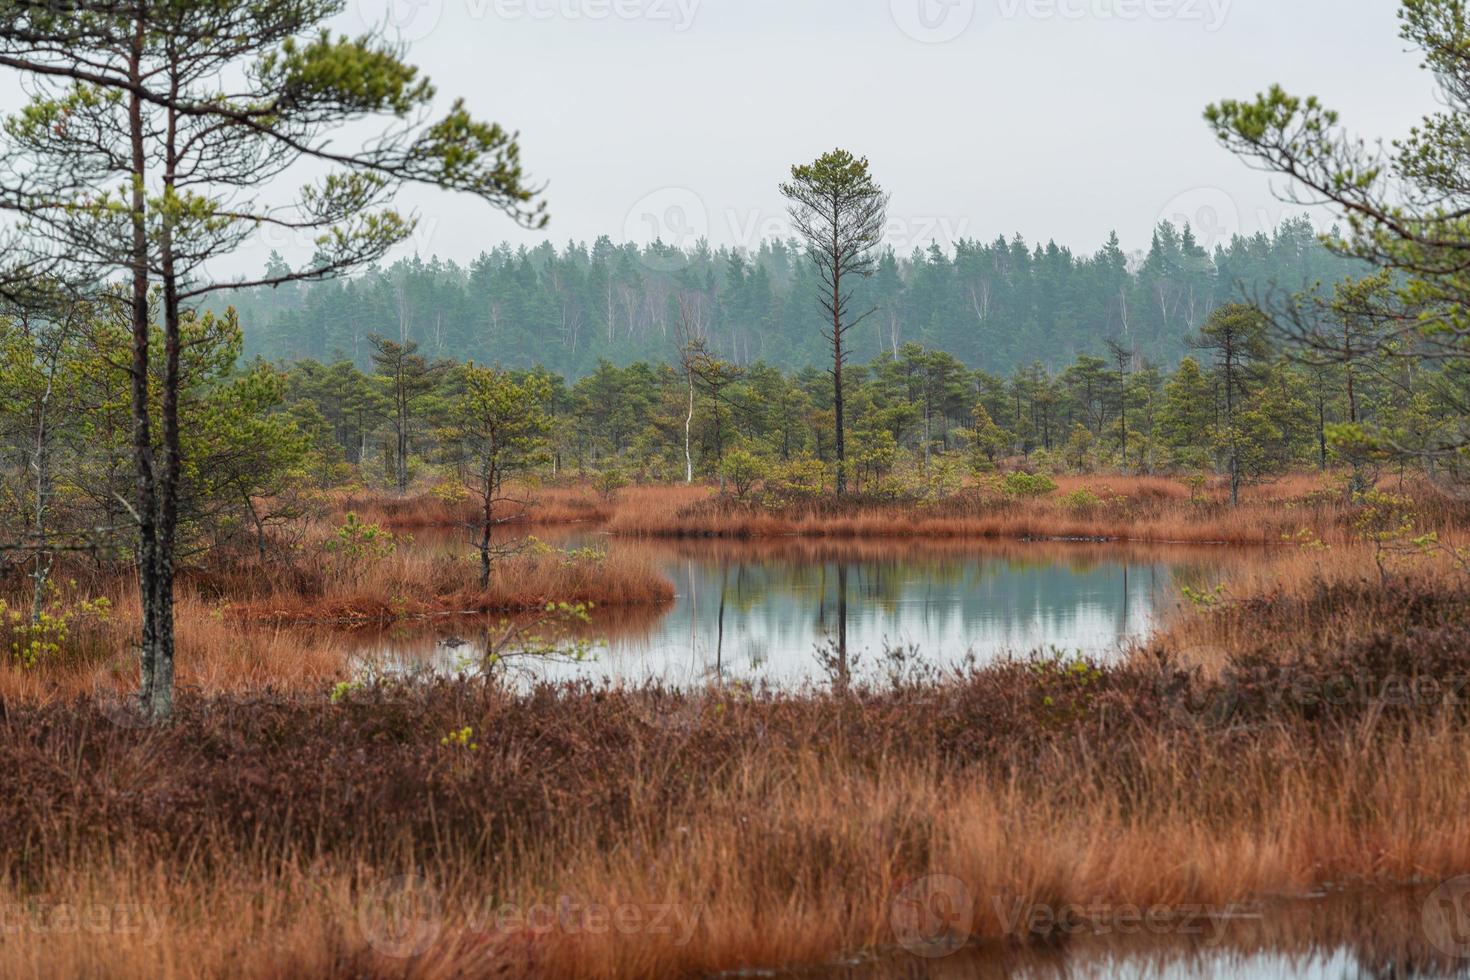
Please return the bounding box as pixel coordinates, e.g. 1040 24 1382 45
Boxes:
350 537 1247 689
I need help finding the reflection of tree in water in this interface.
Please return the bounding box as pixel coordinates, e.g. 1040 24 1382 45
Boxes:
672 545 1232 679
344 538 1244 686
813 562 851 691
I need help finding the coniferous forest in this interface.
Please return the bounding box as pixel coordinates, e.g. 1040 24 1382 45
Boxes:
236 218 1355 376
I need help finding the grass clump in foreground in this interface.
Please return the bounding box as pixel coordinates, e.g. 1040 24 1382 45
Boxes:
3 576 1470 978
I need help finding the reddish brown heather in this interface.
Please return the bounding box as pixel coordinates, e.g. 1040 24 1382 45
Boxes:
2 578 1470 977
339 484 614 530
603 475 1470 545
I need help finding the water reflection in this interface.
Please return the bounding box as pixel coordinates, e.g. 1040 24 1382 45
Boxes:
354 538 1238 689
814 887 1470 979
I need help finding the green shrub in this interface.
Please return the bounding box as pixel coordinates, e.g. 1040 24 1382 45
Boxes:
592 468 628 501
1001 471 1058 498
324 512 397 563
721 448 769 501
765 455 826 500
1060 488 1101 512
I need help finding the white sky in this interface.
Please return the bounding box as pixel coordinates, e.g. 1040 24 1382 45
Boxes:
13 0 1438 275
321 0 1433 270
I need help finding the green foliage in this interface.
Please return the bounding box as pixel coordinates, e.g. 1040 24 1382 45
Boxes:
329 680 362 704
720 448 769 501
592 468 629 501
1182 473 1209 502
430 480 471 505
1206 1 1470 491
1157 357 1215 469
229 221 1357 380
1351 489 1438 581
323 512 397 569
764 455 827 501
1001 471 1058 498
0 593 111 669
1060 487 1102 513
965 402 1009 472
1029 653 1106 727
1180 583 1228 610
923 453 968 499
1062 422 1096 472
443 363 552 505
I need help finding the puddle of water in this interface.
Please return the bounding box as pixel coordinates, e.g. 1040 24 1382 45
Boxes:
351 536 1235 688
799 886 1470 979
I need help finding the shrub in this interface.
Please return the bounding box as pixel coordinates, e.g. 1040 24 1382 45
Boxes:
1062 422 1096 472
721 448 769 501
429 480 471 505
0 594 112 669
1060 488 1101 513
765 455 826 501
322 512 398 582
592 468 629 501
1001 471 1058 498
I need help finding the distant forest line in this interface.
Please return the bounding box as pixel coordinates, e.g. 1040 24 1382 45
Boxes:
232 216 1357 377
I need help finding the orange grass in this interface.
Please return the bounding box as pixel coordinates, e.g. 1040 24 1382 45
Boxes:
637 532 1263 574
4 679 1470 978
221 544 674 625
340 484 614 531
603 473 1470 545
0 593 354 703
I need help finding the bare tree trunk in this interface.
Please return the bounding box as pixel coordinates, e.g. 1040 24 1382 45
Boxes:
922 385 932 473
684 374 694 484
245 493 269 566
29 357 54 624
147 67 184 722
478 464 496 589
1226 360 1240 508
127 28 163 718
396 418 409 493
833 271 847 496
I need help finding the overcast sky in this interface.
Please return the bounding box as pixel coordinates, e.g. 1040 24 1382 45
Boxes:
242 0 1436 272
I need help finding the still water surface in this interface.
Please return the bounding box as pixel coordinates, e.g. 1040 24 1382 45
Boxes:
803 886 1470 979
356 538 1233 687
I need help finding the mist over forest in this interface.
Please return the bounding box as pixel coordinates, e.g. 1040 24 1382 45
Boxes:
233 216 1356 377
